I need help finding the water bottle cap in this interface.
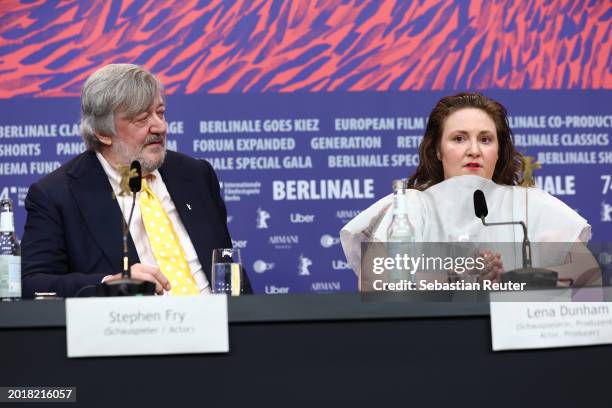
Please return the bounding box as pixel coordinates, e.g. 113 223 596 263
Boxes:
0 198 14 212
392 179 404 191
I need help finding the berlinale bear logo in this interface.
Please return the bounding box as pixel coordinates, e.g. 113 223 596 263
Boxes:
602 201 612 222
298 254 312 276
256 207 270 229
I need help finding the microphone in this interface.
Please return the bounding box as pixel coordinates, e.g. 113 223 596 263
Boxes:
473 190 488 219
123 160 142 278
128 160 142 193
473 189 532 269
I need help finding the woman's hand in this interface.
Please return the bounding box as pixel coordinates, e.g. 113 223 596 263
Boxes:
477 251 503 283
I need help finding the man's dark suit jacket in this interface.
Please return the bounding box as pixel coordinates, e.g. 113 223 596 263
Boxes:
21 150 252 297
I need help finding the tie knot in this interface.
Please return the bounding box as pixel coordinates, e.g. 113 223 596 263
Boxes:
141 175 155 191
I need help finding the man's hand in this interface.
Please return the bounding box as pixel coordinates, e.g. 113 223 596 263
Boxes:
105 263 171 294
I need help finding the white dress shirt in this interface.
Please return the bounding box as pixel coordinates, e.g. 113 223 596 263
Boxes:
96 152 211 294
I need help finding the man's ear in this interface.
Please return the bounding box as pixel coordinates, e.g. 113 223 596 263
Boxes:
95 132 112 146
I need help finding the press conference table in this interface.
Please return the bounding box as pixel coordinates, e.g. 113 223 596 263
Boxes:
1 293 610 407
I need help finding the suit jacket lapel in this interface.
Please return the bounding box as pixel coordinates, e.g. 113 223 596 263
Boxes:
159 154 215 281
68 151 140 273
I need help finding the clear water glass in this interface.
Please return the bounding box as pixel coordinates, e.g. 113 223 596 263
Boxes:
211 248 243 296
447 233 479 283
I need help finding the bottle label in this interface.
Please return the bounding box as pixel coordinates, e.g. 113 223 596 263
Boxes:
0 212 15 233
0 255 21 298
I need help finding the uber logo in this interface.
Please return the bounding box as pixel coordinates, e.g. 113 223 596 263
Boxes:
265 285 290 294
332 260 351 270
290 213 315 223
232 239 247 249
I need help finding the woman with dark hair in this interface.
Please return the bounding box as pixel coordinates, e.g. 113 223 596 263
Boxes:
340 92 600 288
408 92 522 190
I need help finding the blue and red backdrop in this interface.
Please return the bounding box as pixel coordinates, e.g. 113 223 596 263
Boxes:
0 0 610 293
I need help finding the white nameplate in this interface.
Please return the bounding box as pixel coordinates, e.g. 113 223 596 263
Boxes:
66 295 229 358
490 301 612 351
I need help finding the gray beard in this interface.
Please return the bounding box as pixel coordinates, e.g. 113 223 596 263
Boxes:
110 137 167 175
139 146 166 174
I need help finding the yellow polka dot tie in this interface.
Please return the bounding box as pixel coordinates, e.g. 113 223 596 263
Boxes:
139 178 200 296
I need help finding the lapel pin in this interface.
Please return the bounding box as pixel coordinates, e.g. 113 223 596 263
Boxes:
186 203 192 211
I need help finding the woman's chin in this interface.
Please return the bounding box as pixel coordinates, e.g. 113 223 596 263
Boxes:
461 168 490 178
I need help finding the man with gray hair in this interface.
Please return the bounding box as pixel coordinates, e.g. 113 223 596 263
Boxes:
21 63 251 297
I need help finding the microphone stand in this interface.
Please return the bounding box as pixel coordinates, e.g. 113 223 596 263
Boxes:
474 190 557 288
97 162 155 296
123 192 137 278
478 217 532 269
